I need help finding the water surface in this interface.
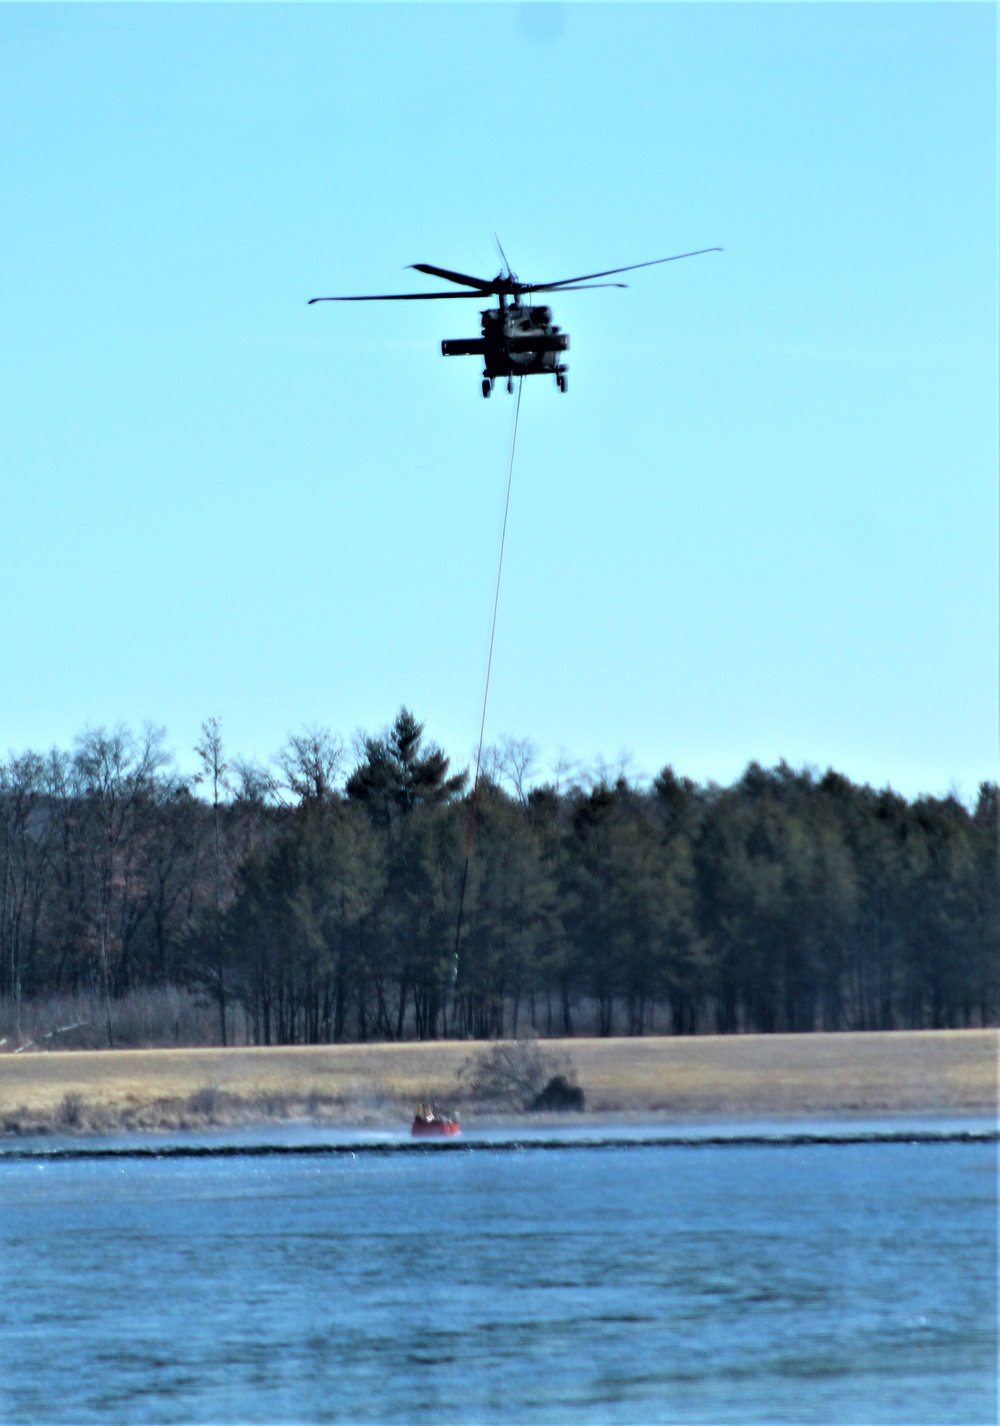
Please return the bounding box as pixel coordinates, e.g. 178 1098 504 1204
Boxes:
1 1126 995 1423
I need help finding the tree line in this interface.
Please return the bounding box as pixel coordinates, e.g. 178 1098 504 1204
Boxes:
1 709 996 1044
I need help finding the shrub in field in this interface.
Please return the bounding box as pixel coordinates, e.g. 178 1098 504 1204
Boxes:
530 1074 585 1112
59 1092 85 1129
459 1035 581 1110
187 1085 221 1118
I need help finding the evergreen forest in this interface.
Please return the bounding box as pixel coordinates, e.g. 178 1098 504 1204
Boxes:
1 710 996 1045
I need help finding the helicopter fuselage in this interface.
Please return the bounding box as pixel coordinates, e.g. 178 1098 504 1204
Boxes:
442 300 569 395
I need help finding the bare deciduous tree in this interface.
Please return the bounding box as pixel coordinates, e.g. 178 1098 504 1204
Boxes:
0 752 50 1031
73 724 172 1045
195 718 231 1044
277 727 344 805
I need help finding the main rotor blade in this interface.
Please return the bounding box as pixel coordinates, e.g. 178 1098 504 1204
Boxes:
308 290 486 303
408 263 494 290
532 248 723 290
524 282 628 293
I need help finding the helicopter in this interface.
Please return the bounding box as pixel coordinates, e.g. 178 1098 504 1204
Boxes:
308 246 721 397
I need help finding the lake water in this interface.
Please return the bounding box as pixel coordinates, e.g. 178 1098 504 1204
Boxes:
1 1122 996 1424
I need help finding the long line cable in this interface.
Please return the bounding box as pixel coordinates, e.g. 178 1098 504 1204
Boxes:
450 377 523 1006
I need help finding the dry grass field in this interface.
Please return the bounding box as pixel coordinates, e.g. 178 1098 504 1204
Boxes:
1 1029 995 1135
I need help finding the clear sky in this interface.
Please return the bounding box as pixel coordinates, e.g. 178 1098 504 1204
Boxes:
2 3 996 800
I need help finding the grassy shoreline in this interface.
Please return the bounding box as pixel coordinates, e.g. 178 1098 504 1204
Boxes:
0 1029 995 1136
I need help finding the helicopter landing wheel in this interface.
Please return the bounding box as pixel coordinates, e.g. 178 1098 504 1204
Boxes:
557 371 567 393
482 378 492 398
506 376 514 394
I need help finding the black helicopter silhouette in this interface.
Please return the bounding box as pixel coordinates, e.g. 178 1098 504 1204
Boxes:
309 245 721 397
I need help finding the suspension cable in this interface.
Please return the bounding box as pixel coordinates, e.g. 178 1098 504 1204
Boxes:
450 377 524 1002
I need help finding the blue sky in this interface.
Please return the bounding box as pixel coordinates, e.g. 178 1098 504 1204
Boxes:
2 3 996 799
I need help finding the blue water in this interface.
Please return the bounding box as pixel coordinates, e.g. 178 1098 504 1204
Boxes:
1 1127 996 1424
